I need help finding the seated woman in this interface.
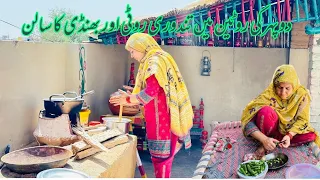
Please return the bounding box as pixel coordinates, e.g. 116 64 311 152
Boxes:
241 64 320 157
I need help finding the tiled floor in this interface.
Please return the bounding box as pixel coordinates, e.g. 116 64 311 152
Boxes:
134 140 203 178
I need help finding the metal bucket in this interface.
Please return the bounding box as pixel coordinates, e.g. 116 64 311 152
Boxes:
102 117 131 134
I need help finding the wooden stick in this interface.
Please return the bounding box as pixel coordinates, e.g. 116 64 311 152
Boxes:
75 135 129 160
72 126 109 152
119 104 123 122
72 129 123 153
83 124 105 131
136 150 147 178
117 89 127 123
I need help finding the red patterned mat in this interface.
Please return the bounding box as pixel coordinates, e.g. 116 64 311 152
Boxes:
203 121 319 179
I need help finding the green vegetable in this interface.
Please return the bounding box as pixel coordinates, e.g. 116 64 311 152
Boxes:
247 164 257 175
238 160 266 177
243 164 248 173
239 167 246 175
266 157 285 168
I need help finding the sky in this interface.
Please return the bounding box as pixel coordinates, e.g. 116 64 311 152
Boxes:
0 0 196 38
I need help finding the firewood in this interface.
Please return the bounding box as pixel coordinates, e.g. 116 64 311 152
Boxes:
72 128 124 153
72 141 90 153
62 144 76 155
83 124 106 131
75 135 129 160
86 127 107 136
72 126 109 152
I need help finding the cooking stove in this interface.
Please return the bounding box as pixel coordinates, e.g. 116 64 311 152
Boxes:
41 110 80 126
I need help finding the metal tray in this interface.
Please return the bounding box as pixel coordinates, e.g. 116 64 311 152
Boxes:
262 153 288 170
37 168 89 178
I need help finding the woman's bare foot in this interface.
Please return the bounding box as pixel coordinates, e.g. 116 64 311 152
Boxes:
243 146 266 161
255 145 266 157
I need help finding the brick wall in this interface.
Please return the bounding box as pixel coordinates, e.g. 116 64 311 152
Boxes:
309 34 320 131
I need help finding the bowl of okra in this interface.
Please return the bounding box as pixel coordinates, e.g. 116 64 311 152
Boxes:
237 160 268 179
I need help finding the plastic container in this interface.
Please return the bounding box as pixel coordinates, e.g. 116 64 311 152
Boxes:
79 109 91 126
285 163 320 178
102 117 132 134
237 160 268 179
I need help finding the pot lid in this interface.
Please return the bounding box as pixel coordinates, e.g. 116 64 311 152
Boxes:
43 97 84 102
43 94 84 102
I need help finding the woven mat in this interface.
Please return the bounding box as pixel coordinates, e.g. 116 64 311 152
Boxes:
202 121 320 179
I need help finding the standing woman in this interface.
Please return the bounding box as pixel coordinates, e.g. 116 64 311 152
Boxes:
109 33 194 178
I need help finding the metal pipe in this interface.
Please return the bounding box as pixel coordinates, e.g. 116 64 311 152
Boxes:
250 0 254 21
295 0 300 21
199 12 204 45
208 11 214 38
267 0 273 23
258 0 262 11
287 31 290 48
239 2 284 14
282 2 286 21
303 0 309 20
305 24 320 34
228 22 287 30
216 8 221 24
281 35 284 49
226 2 242 8
286 0 291 21
273 5 278 22
233 2 237 47
210 0 285 12
242 0 246 24
311 0 319 20
280 5 284 48
224 5 228 21
261 0 267 6
233 2 237 24
277 0 282 22
292 17 318 21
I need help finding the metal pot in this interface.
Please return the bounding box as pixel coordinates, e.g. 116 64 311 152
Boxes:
102 117 131 134
43 92 84 117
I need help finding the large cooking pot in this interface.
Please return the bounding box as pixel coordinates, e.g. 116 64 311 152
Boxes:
43 92 84 117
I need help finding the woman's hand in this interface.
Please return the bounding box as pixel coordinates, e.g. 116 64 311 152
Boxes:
279 135 290 148
261 137 279 151
109 89 130 106
123 85 133 93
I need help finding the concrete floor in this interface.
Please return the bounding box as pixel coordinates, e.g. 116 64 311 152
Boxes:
134 140 203 178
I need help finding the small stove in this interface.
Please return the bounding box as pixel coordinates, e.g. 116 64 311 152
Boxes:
33 92 87 146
